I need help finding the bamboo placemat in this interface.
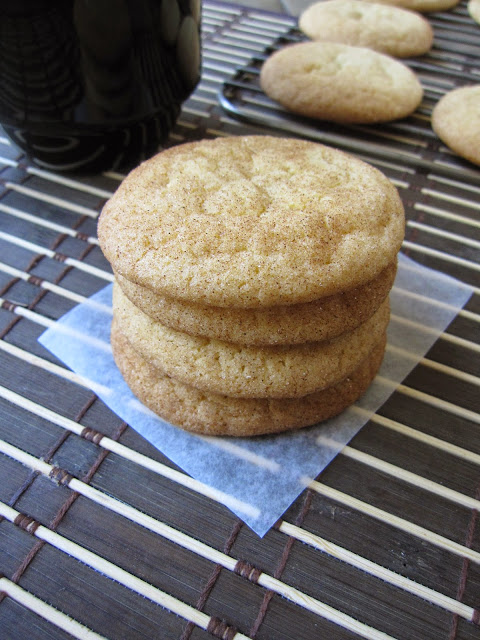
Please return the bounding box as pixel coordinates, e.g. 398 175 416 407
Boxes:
0 2 479 639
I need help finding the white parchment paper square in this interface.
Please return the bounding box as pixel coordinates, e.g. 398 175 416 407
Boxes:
39 254 473 536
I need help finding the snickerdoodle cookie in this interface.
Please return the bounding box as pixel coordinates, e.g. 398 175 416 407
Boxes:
112 282 390 399
360 0 460 11
299 1 433 58
114 260 396 345
111 319 387 436
431 85 480 166
260 42 423 123
98 136 405 307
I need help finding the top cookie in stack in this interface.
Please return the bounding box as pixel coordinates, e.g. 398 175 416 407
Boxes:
98 136 404 436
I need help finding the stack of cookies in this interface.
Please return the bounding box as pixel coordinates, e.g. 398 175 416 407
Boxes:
98 136 405 437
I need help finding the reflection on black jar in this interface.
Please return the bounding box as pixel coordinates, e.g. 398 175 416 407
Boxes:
0 0 202 172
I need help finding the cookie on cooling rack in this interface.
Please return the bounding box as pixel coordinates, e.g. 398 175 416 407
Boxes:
359 0 460 12
112 282 390 399
114 260 397 346
299 1 433 58
111 319 387 437
431 85 480 166
259 42 423 124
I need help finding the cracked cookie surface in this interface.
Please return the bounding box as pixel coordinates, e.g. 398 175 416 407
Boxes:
112 281 390 399
260 42 423 124
432 85 480 167
115 260 396 345
98 136 404 307
111 319 387 436
299 1 433 58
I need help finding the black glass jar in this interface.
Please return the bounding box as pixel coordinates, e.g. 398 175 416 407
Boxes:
0 0 201 172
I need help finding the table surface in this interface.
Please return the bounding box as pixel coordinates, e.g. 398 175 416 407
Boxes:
0 2 479 639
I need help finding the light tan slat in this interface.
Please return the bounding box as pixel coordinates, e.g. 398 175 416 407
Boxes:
354 361 480 427
25 167 114 199
307 481 480 565
0 202 99 245
402 240 480 272
202 5 241 15
0 231 114 282
0 444 400 640
169 133 186 142
217 34 270 49
203 16 229 27
234 22 290 36
414 203 480 228
0 297 62 329
417 356 480 386
0 501 250 640
102 171 125 181
0 342 111 396
219 115 262 129
181 106 211 118
246 12 295 25
338 445 480 511
427 174 480 196
278 523 476 622
0 156 113 199
4 182 99 218
0 298 112 352
201 436 280 472
392 286 479 323
191 84 219 95
407 220 480 250
439 331 480 353
356 154 415 175
393 379 480 424
0 155 18 167
353 126 428 148
188 94 220 105
202 61 237 74
176 118 201 129
386 343 480 386
352 407 480 467
391 313 480 353
0 262 109 309
397 255 477 284
205 128 231 137
227 29 273 45
384 177 409 189
203 43 254 60
411 112 431 122
421 187 480 212
0 577 108 640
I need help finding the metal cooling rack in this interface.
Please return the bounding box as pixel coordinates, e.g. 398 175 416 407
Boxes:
0 2 479 640
220 2 480 183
